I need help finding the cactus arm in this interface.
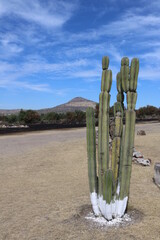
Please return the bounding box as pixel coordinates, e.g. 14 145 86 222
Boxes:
98 56 113 219
101 70 112 92
98 57 112 197
130 58 139 91
102 169 114 220
121 57 129 93
101 92 110 171
86 107 100 216
116 72 122 93
111 72 124 186
119 110 136 199
117 58 139 217
102 56 109 70
111 136 121 183
98 93 103 196
98 91 111 215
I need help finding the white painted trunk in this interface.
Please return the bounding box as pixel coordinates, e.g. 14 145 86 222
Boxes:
90 183 128 220
114 197 128 218
90 191 100 216
98 196 112 220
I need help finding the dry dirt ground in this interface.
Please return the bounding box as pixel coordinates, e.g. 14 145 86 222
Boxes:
0 122 160 240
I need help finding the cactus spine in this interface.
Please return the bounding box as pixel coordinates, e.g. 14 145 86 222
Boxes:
86 56 139 220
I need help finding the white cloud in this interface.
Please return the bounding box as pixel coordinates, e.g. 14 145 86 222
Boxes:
52 87 87 97
139 67 160 81
63 11 160 44
0 0 78 28
0 77 52 92
62 43 122 63
71 69 100 79
0 33 23 58
0 0 160 98
139 48 160 61
0 58 91 91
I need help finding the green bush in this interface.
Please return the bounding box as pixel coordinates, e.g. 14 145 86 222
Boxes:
5 114 18 124
136 105 160 118
75 111 86 122
18 109 40 124
66 112 75 123
42 112 60 122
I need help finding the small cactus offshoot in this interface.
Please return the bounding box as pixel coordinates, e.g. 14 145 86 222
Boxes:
86 56 139 220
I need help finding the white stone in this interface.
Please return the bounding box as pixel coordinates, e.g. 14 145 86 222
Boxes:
85 212 131 227
133 157 151 166
133 151 143 158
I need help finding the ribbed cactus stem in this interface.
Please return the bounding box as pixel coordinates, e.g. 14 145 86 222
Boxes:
114 102 123 118
102 56 109 70
101 70 112 92
127 92 137 110
86 107 100 216
130 58 139 91
116 72 122 93
119 110 136 199
102 169 114 220
111 110 123 184
117 92 124 103
98 56 113 219
111 137 121 183
121 57 129 93
116 57 139 217
98 92 110 194
98 59 112 197
112 72 124 185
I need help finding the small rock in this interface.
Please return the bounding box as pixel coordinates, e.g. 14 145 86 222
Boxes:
137 130 146 135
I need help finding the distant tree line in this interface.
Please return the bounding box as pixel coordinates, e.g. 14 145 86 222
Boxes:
0 105 159 126
0 109 86 125
96 104 160 119
136 105 160 119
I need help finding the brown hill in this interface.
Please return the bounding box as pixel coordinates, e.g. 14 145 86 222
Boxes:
38 97 97 114
0 97 97 115
0 109 20 115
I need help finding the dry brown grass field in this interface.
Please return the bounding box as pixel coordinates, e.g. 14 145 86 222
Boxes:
0 122 160 240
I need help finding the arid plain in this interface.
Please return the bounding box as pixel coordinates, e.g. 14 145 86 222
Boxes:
0 122 160 240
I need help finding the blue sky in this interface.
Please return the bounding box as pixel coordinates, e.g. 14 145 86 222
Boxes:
0 0 160 110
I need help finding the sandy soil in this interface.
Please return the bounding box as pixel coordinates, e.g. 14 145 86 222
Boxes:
0 123 160 240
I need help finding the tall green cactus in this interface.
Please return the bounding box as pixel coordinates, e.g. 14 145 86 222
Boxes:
86 56 139 220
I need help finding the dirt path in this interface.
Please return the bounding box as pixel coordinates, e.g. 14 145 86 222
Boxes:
0 123 160 239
